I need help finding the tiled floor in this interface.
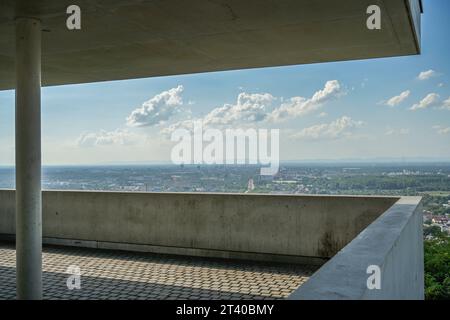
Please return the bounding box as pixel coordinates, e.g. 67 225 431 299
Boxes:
0 242 317 300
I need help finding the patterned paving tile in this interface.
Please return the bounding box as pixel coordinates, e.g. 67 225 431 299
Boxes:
0 242 317 300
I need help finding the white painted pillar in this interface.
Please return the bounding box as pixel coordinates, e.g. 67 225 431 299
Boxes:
15 17 42 300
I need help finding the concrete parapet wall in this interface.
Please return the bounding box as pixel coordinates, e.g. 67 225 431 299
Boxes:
289 197 424 300
0 190 397 263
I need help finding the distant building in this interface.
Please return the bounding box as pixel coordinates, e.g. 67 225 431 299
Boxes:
432 216 449 224
247 179 255 192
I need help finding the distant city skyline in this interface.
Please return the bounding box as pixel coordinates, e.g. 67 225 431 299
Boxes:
0 0 449 166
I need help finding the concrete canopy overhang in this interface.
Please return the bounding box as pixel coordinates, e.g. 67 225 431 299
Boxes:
0 0 422 90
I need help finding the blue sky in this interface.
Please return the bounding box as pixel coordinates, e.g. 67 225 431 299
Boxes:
0 0 449 165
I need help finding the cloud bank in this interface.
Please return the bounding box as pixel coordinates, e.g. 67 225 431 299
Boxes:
126 85 184 127
292 116 364 140
77 129 138 147
160 81 343 135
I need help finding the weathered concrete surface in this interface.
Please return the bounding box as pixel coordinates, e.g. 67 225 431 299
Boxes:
289 197 424 300
0 0 422 90
0 190 397 263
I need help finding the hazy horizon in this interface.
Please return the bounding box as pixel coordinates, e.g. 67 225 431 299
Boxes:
2 157 450 168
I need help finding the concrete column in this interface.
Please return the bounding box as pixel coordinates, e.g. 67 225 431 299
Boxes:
15 17 42 300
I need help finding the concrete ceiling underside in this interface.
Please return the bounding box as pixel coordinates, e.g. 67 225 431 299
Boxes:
0 0 422 90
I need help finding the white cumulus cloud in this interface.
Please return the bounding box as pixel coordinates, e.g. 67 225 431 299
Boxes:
268 80 342 122
417 69 437 81
410 93 440 111
202 92 275 127
292 116 364 140
126 85 184 127
384 90 410 107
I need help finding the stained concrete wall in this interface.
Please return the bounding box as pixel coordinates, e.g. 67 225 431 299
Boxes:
0 190 397 263
289 197 424 299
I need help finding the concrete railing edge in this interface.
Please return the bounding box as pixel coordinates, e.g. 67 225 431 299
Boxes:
288 196 424 300
0 189 398 265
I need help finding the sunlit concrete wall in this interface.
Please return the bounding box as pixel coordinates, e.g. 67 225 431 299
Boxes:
0 190 397 264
